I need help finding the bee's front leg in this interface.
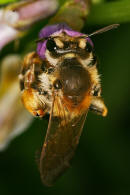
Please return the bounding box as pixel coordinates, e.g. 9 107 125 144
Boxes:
21 88 46 117
19 52 47 117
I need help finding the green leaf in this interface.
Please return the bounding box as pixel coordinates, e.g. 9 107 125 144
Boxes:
0 0 18 4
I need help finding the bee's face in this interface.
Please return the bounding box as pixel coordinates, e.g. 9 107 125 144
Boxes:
44 33 94 66
46 33 93 55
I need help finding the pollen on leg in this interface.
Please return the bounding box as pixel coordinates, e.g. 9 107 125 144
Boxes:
36 109 46 117
102 106 108 117
21 88 46 117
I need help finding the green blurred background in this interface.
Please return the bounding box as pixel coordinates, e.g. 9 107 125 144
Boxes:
0 0 130 194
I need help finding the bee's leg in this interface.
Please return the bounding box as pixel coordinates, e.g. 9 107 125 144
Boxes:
19 52 47 117
21 88 46 117
19 51 43 90
89 96 108 117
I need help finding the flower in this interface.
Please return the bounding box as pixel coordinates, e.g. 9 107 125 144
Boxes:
0 0 58 50
0 55 33 150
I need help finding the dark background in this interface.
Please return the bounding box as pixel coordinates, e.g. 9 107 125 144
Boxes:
0 3 130 195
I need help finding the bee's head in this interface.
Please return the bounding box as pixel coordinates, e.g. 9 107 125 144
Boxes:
37 23 119 63
45 33 94 61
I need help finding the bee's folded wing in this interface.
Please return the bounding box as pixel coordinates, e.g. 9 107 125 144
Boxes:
39 94 88 186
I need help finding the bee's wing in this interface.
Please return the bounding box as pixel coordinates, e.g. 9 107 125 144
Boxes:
40 94 88 186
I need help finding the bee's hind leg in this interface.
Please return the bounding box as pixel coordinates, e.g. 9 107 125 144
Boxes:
89 96 108 117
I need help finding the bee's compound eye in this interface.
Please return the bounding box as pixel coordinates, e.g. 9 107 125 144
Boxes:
86 42 93 53
54 80 62 89
46 38 57 52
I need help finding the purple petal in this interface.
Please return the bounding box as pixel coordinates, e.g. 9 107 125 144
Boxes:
38 23 71 38
17 0 58 23
37 23 94 59
87 37 94 48
37 40 47 59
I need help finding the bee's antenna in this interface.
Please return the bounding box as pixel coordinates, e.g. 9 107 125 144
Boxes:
35 37 48 43
88 24 120 37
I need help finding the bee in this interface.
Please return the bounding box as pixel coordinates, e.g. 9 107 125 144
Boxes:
19 23 119 186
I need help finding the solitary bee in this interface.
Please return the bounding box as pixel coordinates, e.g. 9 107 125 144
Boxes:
19 23 119 186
